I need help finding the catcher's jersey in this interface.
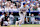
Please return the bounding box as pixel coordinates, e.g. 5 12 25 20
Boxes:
19 5 29 12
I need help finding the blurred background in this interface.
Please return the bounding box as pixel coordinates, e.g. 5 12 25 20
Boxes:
0 0 40 25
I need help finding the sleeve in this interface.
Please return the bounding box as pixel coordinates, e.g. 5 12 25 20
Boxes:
17 6 22 11
26 5 29 9
1 15 5 19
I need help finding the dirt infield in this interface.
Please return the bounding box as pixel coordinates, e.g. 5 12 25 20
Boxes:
0 24 40 27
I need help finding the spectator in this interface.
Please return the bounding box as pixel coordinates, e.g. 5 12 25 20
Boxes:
0 6 4 12
33 6 37 11
30 14 35 24
38 13 40 24
5 2 11 12
11 0 17 2
0 0 2 7
9 3 17 12
2 0 7 3
37 4 40 12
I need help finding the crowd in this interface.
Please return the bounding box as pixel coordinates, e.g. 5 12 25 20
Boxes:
0 0 40 12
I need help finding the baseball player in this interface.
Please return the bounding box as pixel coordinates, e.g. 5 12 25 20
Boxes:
1 13 5 26
3 12 10 26
15 3 29 26
9 12 14 25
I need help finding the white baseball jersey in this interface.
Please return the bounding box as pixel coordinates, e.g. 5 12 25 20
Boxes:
0 15 5 22
19 5 29 22
19 5 29 12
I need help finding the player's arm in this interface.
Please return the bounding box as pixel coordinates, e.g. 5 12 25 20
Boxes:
17 6 23 11
26 5 30 9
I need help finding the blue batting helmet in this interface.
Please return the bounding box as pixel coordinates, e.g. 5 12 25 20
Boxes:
23 3 26 5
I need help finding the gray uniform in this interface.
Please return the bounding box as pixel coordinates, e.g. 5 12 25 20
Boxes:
19 5 29 23
9 14 14 25
0 15 5 22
